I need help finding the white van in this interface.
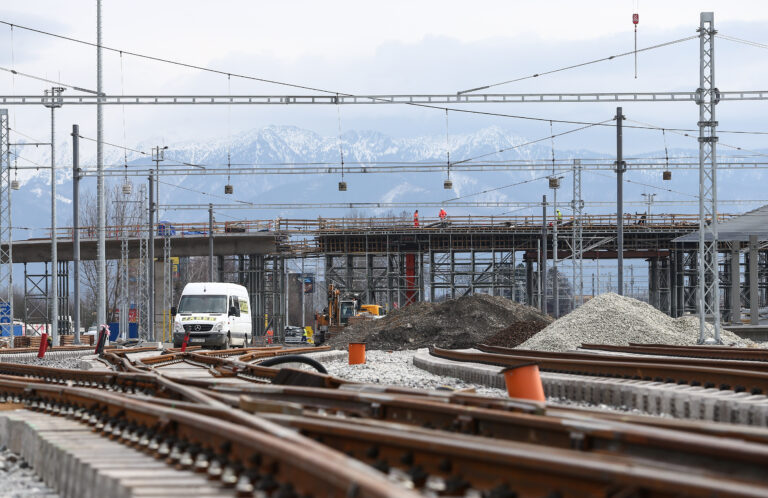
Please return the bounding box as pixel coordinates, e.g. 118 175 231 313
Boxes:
172 282 252 349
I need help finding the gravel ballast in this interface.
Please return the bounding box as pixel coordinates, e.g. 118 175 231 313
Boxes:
0 445 58 498
322 349 506 396
519 293 751 352
327 294 551 351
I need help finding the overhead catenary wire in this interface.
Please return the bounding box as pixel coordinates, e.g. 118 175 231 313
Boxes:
451 120 611 166
443 174 552 202
0 65 98 94
457 35 698 94
7 18 768 139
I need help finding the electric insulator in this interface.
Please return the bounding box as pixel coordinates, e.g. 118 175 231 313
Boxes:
10 180 20 190
548 177 561 189
122 182 132 195
663 171 672 181
338 181 347 192
443 179 453 190
224 184 234 194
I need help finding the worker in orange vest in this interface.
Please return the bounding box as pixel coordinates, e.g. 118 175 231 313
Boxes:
413 210 419 227
438 208 447 221
265 329 274 344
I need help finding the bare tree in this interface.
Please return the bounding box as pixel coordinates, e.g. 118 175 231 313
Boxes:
79 182 145 324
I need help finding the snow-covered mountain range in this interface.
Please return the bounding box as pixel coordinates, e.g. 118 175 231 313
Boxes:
10 125 767 237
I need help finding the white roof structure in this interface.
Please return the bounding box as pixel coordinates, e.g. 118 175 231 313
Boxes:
673 204 768 243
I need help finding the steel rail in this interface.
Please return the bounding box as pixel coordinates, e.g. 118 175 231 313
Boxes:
580 343 768 361
476 344 768 372
232 385 768 481
431 347 768 394
261 412 768 497
0 379 412 498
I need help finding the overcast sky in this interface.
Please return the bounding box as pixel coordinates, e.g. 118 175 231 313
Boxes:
3 1 768 159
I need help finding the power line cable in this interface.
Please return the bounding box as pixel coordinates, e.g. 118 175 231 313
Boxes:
0 65 97 94
9 19 768 137
716 33 768 50
451 120 610 166
457 35 698 94
443 174 551 202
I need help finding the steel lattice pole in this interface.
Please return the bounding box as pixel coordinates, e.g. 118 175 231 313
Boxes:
96 0 107 330
697 12 721 343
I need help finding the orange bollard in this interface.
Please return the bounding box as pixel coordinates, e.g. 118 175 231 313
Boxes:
348 342 366 365
501 362 546 402
37 333 49 359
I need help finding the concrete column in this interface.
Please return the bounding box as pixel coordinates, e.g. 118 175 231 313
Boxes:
670 252 678 317
750 235 759 325
526 258 534 306
730 243 741 324
649 258 659 309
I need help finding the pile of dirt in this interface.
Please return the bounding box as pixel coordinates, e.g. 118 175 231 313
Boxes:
326 294 552 351
482 319 552 348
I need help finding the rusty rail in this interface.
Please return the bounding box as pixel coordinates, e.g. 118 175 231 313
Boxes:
578 343 768 362
477 344 768 372
433 347 768 394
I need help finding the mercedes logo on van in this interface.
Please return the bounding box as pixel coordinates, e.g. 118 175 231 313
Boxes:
194 324 201 331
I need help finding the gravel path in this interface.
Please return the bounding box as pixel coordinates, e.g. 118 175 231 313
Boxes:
322 350 506 396
0 446 58 498
0 356 86 370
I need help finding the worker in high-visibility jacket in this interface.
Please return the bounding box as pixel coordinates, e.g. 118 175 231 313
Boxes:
439 208 447 221
556 209 563 224
413 210 420 227
303 326 314 345
265 329 274 344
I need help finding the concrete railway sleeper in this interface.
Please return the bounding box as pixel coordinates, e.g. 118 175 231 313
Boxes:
432 347 768 395
5 377 768 497
0 378 415 498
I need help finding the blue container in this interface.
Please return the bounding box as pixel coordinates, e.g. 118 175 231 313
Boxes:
157 221 176 237
0 324 22 337
107 322 139 341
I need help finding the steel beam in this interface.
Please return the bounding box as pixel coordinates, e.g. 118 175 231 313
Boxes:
2 90 768 105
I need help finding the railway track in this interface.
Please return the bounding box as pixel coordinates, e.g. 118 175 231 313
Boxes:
580 342 768 361
432 346 768 394
3 344 768 496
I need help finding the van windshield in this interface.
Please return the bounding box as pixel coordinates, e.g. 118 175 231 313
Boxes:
178 295 227 314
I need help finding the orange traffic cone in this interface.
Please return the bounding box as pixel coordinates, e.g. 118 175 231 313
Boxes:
348 342 366 365
501 362 546 402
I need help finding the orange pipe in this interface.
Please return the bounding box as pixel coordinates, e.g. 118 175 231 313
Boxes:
348 342 366 365
502 362 545 402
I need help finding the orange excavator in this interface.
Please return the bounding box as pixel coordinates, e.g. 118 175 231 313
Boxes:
315 284 361 343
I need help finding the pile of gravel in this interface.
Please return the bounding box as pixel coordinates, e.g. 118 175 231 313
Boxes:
327 294 551 351
519 293 750 352
322 350 505 396
0 445 58 497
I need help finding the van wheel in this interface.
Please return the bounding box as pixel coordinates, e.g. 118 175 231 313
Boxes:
221 335 231 350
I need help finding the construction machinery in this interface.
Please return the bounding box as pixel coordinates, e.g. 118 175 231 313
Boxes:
315 284 366 343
